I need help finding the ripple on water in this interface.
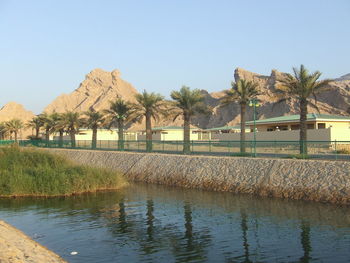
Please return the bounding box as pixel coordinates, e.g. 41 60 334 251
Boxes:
0 183 349 263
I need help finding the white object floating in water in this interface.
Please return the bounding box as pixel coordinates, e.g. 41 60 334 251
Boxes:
70 251 78 255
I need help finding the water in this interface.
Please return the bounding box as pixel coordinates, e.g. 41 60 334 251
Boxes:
0 183 349 263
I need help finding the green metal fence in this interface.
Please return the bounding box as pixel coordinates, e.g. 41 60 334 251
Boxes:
4 139 350 160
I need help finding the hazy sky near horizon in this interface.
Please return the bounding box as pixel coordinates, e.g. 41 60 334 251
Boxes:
0 0 349 113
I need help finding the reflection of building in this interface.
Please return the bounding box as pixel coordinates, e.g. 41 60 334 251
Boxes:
53 129 138 141
138 126 211 141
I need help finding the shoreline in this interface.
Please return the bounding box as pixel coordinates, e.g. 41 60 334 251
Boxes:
44 148 350 206
0 220 66 263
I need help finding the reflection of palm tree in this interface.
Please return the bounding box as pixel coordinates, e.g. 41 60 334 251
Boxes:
240 210 252 263
146 199 154 242
184 202 194 249
118 200 128 233
299 221 312 263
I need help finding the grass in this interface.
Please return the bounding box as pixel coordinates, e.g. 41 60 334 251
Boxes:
0 145 127 197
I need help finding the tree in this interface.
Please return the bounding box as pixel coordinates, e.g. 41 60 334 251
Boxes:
61 111 82 148
5 119 24 142
275 65 331 154
82 109 106 149
220 79 260 153
104 99 134 150
26 116 43 139
0 122 7 140
170 86 210 154
130 90 167 152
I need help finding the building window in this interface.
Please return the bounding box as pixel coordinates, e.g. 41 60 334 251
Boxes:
318 123 326 129
291 125 299 130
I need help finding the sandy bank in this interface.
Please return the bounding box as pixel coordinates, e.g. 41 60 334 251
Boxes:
0 220 66 263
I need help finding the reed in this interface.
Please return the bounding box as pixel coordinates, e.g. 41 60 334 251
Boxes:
0 146 127 197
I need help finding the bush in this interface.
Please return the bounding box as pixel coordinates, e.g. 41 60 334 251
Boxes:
0 145 127 197
335 149 350 154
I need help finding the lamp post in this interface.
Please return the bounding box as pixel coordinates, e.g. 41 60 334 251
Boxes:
249 98 259 157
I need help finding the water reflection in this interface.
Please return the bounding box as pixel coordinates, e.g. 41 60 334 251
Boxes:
300 221 312 263
0 184 349 263
240 210 252 263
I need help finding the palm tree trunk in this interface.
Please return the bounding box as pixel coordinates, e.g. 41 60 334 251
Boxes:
300 99 308 155
14 131 18 143
35 127 40 139
240 103 246 153
70 130 76 148
146 112 152 152
45 128 50 142
183 112 191 154
118 119 124 150
59 130 63 148
92 127 97 149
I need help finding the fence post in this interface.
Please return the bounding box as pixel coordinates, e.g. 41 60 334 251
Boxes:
335 140 337 160
192 140 194 153
209 140 212 152
162 140 165 152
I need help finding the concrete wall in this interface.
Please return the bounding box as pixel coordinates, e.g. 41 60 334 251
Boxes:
45 148 350 205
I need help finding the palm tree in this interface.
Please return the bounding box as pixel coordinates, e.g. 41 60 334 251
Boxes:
83 109 106 149
104 98 134 150
170 86 210 154
220 79 260 154
275 65 331 154
131 90 167 152
0 122 8 140
39 112 54 141
61 111 82 148
26 116 43 139
5 119 24 142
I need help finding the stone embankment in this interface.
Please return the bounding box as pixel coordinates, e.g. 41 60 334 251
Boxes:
0 220 66 263
47 148 350 205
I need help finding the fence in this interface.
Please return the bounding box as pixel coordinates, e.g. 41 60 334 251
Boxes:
3 139 350 160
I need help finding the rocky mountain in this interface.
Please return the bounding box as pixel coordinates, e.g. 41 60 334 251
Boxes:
0 102 35 139
0 102 35 123
44 69 138 113
2 67 350 133
201 68 350 128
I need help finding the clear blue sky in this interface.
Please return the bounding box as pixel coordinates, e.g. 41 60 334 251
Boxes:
0 0 349 113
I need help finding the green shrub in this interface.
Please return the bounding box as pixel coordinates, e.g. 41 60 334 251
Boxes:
0 145 127 197
335 149 350 154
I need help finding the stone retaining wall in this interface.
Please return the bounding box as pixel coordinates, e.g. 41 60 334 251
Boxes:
46 148 350 205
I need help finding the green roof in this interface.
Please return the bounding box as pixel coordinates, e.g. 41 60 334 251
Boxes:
205 125 241 131
246 114 350 125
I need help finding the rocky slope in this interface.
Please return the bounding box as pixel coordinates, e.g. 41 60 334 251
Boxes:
44 69 138 113
0 102 35 123
201 68 350 128
2 67 350 131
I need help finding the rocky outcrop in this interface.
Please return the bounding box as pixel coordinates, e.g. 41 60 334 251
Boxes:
45 148 350 205
0 220 66 263
44 69 139 113
0 102 35 123
0 102 35 139
2 67 350 131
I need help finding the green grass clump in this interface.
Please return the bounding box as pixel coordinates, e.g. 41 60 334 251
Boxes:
0 146 127 197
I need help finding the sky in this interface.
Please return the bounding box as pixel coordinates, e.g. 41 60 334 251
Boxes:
0 0 349 113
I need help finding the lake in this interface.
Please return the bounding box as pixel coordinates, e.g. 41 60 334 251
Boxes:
0 183 349 262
